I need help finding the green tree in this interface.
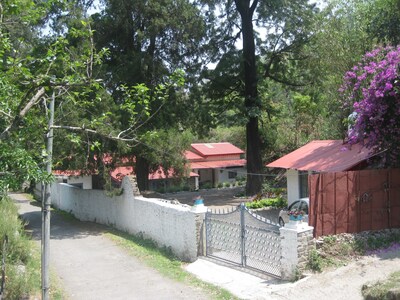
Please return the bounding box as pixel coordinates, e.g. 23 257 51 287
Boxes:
302 0 377 139
365 0 400 45
201 0 317 195
0 0 115 193
91 0 210 191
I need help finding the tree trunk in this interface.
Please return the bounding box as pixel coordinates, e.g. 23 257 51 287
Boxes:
235 0 263 196
136 155 149 192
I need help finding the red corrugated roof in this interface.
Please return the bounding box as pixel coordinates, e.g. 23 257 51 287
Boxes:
53 170 85 176
191 142 244 156
184 150 203 161
266 140 374 172
191 159 246 169
110 166 134 182
111 166 198 182
148 167 199 180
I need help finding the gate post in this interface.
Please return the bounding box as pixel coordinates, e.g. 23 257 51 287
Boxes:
240 203 246 267
279 224 314 281
195 211 208 257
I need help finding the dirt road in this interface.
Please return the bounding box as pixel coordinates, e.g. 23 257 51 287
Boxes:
12 193 211 300
265 249 400 300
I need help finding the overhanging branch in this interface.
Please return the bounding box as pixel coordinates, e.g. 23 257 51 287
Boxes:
51 125 140 143
0 87 46 140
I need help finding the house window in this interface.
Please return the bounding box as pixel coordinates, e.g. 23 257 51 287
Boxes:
299 171 309 198
228 171 237 179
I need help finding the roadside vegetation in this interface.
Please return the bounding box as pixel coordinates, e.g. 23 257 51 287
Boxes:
306 230 400 299
307 230 400 272
0 196 65 300
362 271 400 300
104 230 239 300
0 196 41 299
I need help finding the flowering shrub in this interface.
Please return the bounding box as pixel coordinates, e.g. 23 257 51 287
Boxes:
340 45 400 166
288 209 305 217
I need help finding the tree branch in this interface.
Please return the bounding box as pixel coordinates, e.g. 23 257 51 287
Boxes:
0 87 46 140
51 125 140 143
267 74 306 87
19 87 45 117
250 0 259 15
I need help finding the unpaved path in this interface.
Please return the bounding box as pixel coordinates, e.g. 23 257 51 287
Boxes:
12 193 211 300
265 249 400 300
187 246 400 300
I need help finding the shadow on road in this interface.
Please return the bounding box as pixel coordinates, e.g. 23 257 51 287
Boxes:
20 206 106 242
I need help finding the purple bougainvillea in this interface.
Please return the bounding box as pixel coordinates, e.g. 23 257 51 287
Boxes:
340 45 400 166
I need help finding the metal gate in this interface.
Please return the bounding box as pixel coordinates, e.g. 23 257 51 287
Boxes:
205 203 281 278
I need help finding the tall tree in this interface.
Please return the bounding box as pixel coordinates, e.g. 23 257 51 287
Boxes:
91 0 210 191
202 0 317 195
233 0 262 195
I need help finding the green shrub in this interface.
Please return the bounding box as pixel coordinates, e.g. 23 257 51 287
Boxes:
236 176 246 182
307 249 323 272
245 197 287 209
223 182 231 188
0 197 41 299
166 186 180 193
181 185 190 191
217 182 223 188
200 182 212 190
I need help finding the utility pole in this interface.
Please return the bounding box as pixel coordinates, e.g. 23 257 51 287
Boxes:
42 91 54 300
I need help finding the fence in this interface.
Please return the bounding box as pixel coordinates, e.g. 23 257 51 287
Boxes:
50 176 203 262
309 169 400 237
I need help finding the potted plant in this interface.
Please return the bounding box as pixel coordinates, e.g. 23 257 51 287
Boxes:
288 209 305 221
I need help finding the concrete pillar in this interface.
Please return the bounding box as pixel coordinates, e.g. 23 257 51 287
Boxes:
280 222 314 280
193 211 207 257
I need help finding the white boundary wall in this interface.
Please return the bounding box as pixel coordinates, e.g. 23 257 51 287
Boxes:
52 176 200 262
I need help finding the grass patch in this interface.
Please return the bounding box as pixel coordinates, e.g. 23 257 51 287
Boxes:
362 271 400 299
105 230 238 300
0 196 41 299
0 196 67 299
49 269 68 300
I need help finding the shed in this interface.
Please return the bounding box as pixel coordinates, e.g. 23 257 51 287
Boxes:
266 140 376 204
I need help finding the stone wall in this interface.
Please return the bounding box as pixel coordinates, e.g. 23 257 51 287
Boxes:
280 223 314 280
